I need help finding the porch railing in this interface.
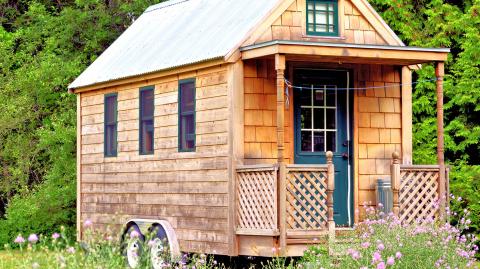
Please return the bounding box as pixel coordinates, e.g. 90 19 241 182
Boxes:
391 152 450 224
235 164 279 236
235 152 336 243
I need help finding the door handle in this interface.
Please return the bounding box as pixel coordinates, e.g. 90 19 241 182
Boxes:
342 152 349 159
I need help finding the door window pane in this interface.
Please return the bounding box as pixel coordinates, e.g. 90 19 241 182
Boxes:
326 131 336 152
326 109 336 129
301 131 312 152
301 108 312 129
313 132 325 152
314 89 325 106
326 88 336 106
313 108 324 129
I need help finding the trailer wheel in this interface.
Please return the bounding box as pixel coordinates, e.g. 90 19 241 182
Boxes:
123 224 145 268
149 224 169 269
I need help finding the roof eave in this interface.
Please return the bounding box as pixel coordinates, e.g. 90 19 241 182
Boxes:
240 40 449 65
69 57 225 93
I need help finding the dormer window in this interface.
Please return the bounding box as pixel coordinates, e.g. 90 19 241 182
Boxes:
306 0 338 36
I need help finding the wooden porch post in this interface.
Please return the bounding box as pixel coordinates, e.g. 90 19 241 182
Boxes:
391 152 401 217
435 62 447 218
275 54 287 252
326 151 335 244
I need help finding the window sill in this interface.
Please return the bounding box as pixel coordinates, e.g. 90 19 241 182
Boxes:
302 35 346 40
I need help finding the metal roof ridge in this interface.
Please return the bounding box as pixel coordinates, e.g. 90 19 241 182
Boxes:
240 40 451 53
145 0 192 13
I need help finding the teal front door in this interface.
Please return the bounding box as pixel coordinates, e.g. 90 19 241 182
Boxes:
293 69 353 227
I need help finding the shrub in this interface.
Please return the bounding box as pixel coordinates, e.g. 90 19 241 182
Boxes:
300 204 478 268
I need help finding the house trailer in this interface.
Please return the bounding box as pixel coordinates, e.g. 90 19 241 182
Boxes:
69 0 450 265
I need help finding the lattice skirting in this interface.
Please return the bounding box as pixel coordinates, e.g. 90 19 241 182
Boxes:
286 169 328 230
399 169 439 224
236 166 278 233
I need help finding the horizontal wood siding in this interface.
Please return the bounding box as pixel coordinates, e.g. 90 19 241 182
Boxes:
355 64 402 219
247 0 387 46
79 65 230 255
243 59 293 165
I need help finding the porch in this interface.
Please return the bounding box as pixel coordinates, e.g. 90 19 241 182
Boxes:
233 40 450 256
235 153 449 256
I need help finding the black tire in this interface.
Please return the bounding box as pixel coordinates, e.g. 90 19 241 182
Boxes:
149 224 170 269
122 224 145 268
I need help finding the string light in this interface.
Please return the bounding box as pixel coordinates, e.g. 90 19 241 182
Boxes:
283 78 439 91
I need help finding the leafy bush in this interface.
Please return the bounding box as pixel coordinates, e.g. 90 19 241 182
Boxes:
0 111 77 247
300 205 478 268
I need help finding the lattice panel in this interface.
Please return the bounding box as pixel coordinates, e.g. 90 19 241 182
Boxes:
286 169 328 230
399 169 439 224
236 167 277 232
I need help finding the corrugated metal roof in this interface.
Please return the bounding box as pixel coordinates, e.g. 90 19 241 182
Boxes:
69 0 279 89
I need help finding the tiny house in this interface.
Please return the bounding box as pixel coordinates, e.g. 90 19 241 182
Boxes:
69 0 450 263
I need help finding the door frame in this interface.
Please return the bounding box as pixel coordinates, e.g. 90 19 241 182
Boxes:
290 67 355 226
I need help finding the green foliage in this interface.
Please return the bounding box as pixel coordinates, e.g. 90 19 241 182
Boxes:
300 207 477 268
0 0 163 247
369 0 480 242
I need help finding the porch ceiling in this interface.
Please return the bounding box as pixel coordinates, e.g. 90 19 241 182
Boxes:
240 40 450 65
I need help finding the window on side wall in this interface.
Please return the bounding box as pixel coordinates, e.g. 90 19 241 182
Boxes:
104 93 118 157
178 79 196 152
140 86 155 155
306 0 339 36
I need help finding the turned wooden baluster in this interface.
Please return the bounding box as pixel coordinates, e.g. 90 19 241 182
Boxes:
326 151 335 243
391 152 401 217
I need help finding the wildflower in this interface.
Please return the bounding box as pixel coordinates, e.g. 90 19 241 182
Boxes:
378 203 383 208
377 243 385 251
84 219 93 228
67 247 75 254
14 235 25 244
32 262 40 269
28 234 39 243
361 241 370 248
52 233 60 240
351 250 361 260
387 256 395 266
395 252 402 259
130 230 140 239
372 251 382 264
377 262 386 269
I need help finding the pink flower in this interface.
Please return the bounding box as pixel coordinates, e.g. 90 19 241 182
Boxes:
52 233 60 239
130 230 140 239
67 247 75 254
377 262 386 269
387 256 395 265
83 219 93 228
351 250 361 260
14 235 25 244
372 251 382 263
395 251 402 259
361 242 370 248
377 243 385 251
28 234 38 243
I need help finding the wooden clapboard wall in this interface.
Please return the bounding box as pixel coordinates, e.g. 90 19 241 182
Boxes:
244 0 388 47
243 59 294 165
355 64 402 220
79 65 231 255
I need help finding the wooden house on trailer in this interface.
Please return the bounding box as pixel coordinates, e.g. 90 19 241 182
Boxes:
69 0 450 264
